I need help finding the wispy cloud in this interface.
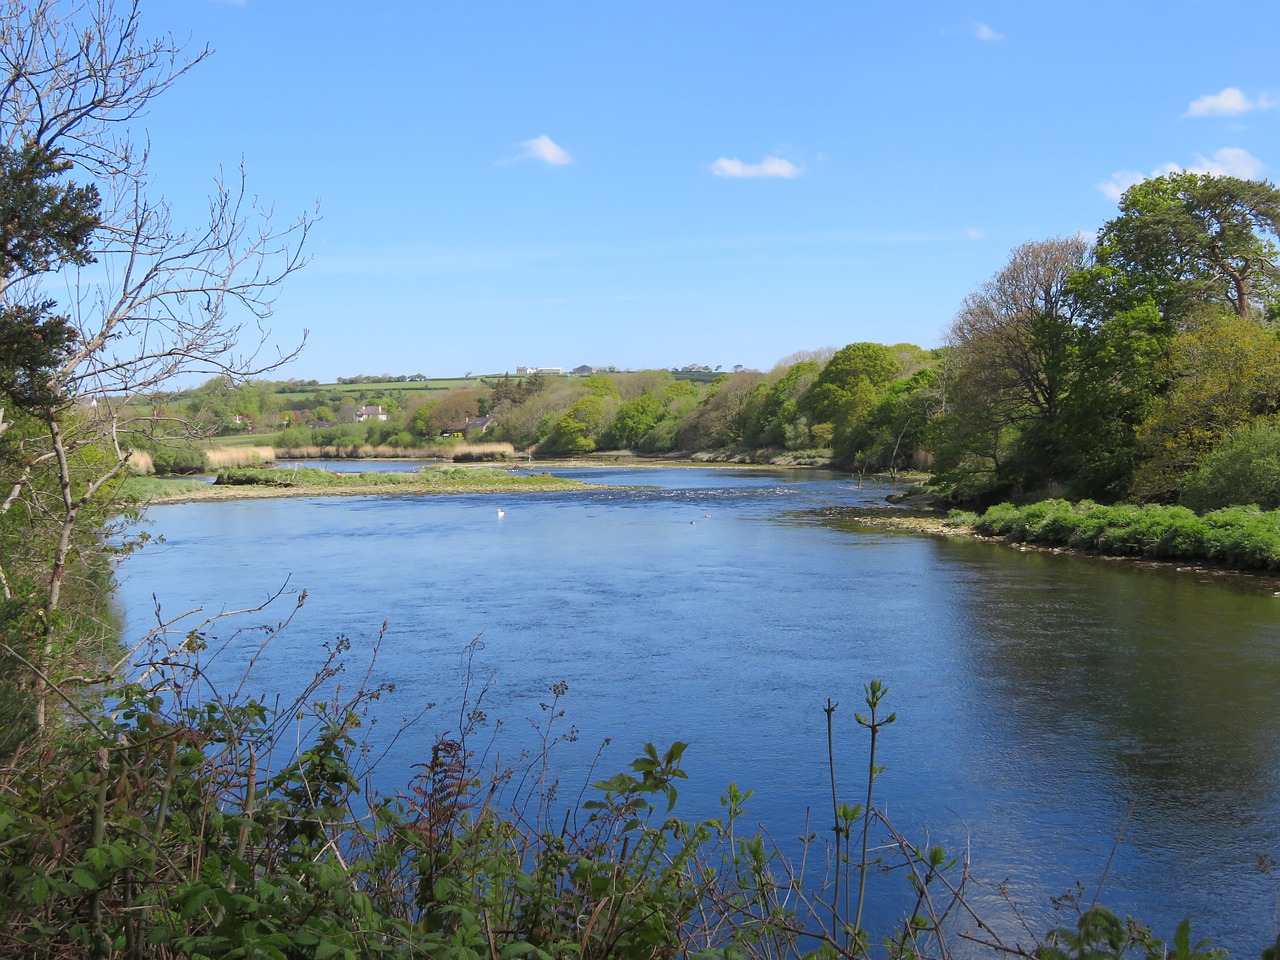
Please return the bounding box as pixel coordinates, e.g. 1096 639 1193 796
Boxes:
965 227 986 240
1185 87 1274 118
974 22 1004 41
1098 147 1265 200
506 134 573 166
710 156 801 179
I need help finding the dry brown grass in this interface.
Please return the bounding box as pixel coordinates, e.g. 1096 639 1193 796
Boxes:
125 449 154 475
272 442 517 460
204 446 276 469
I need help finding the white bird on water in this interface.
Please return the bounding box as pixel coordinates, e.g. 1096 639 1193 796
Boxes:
497 508 505 519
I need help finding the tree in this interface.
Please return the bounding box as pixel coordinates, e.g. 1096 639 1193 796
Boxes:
0 0 311 730
743 360 820 449
835 366 940 474
1130 313 1280 501
0 143 99 415
676 372 764 450
1080 172 1280 327
601 391 663 450
934 237 1090 495
800 342 900 427
540 395 611 455
1180 419 1280 512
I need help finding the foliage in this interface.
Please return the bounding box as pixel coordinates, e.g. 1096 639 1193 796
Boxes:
1080 172 1280 326
601 391 664 450
1180 419 1280 512
743 361 821 449
0 142 99 413
539 394 613 455
1131 314 1280 501
834 367 939 473
970 497 1280 569
676 372 765 450
801 342 900 429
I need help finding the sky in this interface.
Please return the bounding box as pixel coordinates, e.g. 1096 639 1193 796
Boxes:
134 1 1280 381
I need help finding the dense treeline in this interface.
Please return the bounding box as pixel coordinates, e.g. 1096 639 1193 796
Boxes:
149 171 1280 513
165 169 1280 515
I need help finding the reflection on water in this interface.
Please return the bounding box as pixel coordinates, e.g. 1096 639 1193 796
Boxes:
114 468 1280 953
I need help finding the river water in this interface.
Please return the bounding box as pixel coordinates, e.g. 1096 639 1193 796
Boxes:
113 465 1280 952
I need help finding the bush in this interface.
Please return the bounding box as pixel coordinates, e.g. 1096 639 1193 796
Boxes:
1181 420 1280 513
972 498 1280 570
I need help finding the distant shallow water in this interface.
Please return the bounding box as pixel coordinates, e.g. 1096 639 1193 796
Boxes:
114 467 1280 953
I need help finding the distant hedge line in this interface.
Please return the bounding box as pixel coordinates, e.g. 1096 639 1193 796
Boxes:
949 500 1280 571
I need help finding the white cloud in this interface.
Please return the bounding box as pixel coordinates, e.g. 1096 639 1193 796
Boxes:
710 156 801 179
1192 146 1264 178
1184 87 1274 117
514 135 573 165
974 22 1004 41
1098 147 1265 200
965 227 985 240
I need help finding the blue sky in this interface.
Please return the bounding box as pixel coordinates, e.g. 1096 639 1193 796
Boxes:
141 1 1280 380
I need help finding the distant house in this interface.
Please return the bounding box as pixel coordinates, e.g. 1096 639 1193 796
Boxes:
463 415 496 434
571 364 598 375
355 405 388 422
516 365 564 375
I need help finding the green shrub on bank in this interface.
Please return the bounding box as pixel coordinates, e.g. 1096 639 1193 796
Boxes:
1180 420 1280 513
972 499 1280 570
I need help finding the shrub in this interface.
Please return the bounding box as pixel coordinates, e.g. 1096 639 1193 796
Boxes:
1181 420 1280 513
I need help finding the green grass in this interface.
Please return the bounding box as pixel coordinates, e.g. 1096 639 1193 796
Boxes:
120 477 213 500
133 465 608 501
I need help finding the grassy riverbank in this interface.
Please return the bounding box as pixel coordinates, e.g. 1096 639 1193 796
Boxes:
125 466 602 504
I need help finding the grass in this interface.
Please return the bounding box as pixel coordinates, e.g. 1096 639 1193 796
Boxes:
134 465 605 502
120 476 214 500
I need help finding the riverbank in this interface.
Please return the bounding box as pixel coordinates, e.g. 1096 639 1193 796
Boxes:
135 466 606 504
828 502 1280 591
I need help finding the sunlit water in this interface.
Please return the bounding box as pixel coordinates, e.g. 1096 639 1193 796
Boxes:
113 466 1280 952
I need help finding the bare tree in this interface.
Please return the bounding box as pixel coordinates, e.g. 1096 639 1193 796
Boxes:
934 237 1091 495
946 236 1090 429
0 0 313 728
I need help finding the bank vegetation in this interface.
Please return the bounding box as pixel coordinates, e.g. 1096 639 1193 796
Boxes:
0 1 1276 957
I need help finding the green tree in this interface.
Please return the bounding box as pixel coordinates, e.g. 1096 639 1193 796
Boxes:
540 395 610 455
743 360 820 449
0 143 99 414
835 366 939 474
1080 172 1280 326
581 374 620 398
1180 419 1280 512
601 392 663 450
800 342 900 428
1131 313 1280 501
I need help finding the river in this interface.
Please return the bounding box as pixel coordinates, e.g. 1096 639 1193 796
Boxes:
113 465 1280 953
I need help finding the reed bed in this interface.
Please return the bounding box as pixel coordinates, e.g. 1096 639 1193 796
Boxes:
125 449 154 475
273 441 517 460
204 445 276 469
